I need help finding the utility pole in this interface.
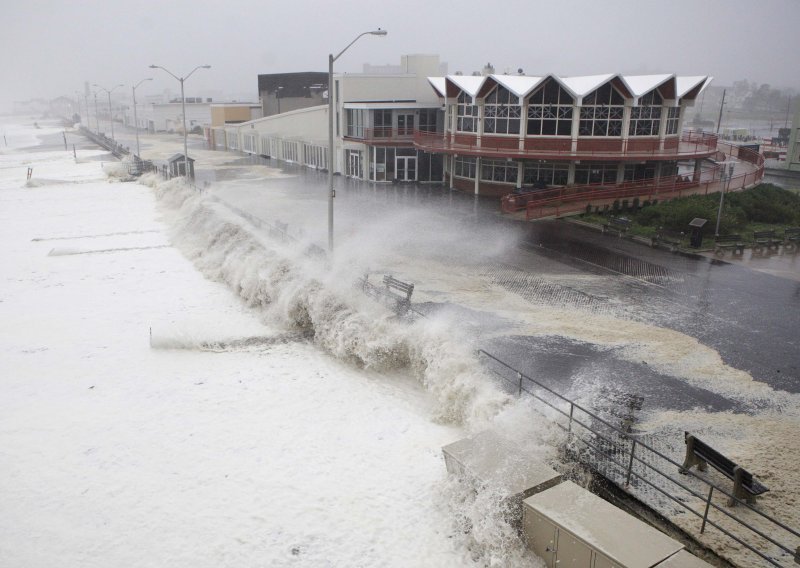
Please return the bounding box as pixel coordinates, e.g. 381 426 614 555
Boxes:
715 89 726 134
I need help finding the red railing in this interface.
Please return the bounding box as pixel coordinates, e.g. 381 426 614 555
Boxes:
413 129 719 160
510 142 765 221
343 127 417 144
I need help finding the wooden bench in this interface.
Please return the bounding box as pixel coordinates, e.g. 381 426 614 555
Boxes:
679 432 769 506
602 216 632 236
714 234 745 256
753 230 780 252
382 275 414 314
652 229 684 251
360 274 415 315
784 227 800 250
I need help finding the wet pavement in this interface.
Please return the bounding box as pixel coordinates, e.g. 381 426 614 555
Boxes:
71 126 800 419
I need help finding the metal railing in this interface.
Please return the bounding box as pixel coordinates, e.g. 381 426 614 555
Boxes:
478 349 800 567
413 129 719 160
508 142 765 220
343 127 418 144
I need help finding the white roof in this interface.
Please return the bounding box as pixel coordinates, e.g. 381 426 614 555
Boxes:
432 73 712 102
447 75 486 97
676 76 711 98
623 74 674 97
427 77 447 97
559 74 615 97
489 74 545 98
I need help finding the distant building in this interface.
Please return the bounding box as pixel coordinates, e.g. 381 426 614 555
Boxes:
123 101 212 134
257 72 328 117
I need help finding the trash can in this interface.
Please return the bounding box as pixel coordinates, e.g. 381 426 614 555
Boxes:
688 218 708 248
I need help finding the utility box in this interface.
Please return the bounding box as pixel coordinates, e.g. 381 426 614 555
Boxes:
522 481 684 568
688 218 708 248
654 549 714 568
442 430 563 526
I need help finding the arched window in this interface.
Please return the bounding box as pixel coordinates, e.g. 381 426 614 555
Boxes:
629 89 663 136
527 80 574 136
579 83 625 137
484 85 521 135
456 91 478 133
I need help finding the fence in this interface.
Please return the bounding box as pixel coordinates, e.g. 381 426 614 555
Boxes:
478 349 800 567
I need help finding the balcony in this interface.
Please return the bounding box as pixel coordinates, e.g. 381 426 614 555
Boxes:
413 129 719 161
343 127 420 146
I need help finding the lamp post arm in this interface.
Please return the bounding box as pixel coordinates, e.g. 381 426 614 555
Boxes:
184 65 209 81
333 32 370 63
150 65 180 82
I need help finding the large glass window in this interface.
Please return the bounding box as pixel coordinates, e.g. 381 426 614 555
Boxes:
418 109 438 132
484 86 521 135
527 80 574 136
574 162 617 184
456 91 478 133
579 83 625 137
453 156 477 178
481 158 518 184
665 106 680 135
523 162 569 186
374 109 391 137
345 109 365 138
629 89 663 136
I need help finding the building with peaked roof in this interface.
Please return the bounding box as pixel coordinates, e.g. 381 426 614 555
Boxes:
210 60 750 209
415 72 715 196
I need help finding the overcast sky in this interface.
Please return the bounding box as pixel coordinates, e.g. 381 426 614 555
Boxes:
2 0 798 110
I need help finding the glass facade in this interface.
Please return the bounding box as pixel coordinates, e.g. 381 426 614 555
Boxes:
484 86 521 135
578 83 625 137
527 80 574 136
629 89 663 136
523 162 569 186
456 91 478 133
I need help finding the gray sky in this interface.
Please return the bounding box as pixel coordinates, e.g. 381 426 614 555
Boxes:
2 0 798 110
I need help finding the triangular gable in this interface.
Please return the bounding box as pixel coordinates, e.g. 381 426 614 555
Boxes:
559 74 616 98
445 75 487 99
427 77 447 98
487 74 546 100
676 76 711 100
621 74 675 103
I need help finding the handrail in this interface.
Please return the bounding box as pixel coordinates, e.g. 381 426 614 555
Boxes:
413 129 719 160
478 349 800 567
511 139 765 220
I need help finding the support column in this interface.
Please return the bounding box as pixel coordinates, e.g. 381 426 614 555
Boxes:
475 156 481 195
693 158 702 183
449 155 454 188
616 163 626 184
568 162 576 185
571 100 580 153
516 161 524 189
658 102 671 151
622 103 632 154
519 96 527 151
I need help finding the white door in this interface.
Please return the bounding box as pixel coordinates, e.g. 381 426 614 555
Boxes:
395 156 417 182
347 150 362 178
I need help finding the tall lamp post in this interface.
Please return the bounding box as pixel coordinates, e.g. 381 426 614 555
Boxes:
93 83 124 139
149 64 211 178
132 78 152 158
92 90 101 134
327 29 387 252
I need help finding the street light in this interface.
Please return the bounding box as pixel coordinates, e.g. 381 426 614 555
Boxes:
132 78 152 158
327 29 387 252
149 64 211 179
93 83 124 139
715 161 737 237
92 89 101 134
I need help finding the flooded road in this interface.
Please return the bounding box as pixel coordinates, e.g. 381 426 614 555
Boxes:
187 148 800 422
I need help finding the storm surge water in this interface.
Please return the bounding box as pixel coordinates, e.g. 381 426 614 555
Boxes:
142 174 511 428
139 173 569 566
